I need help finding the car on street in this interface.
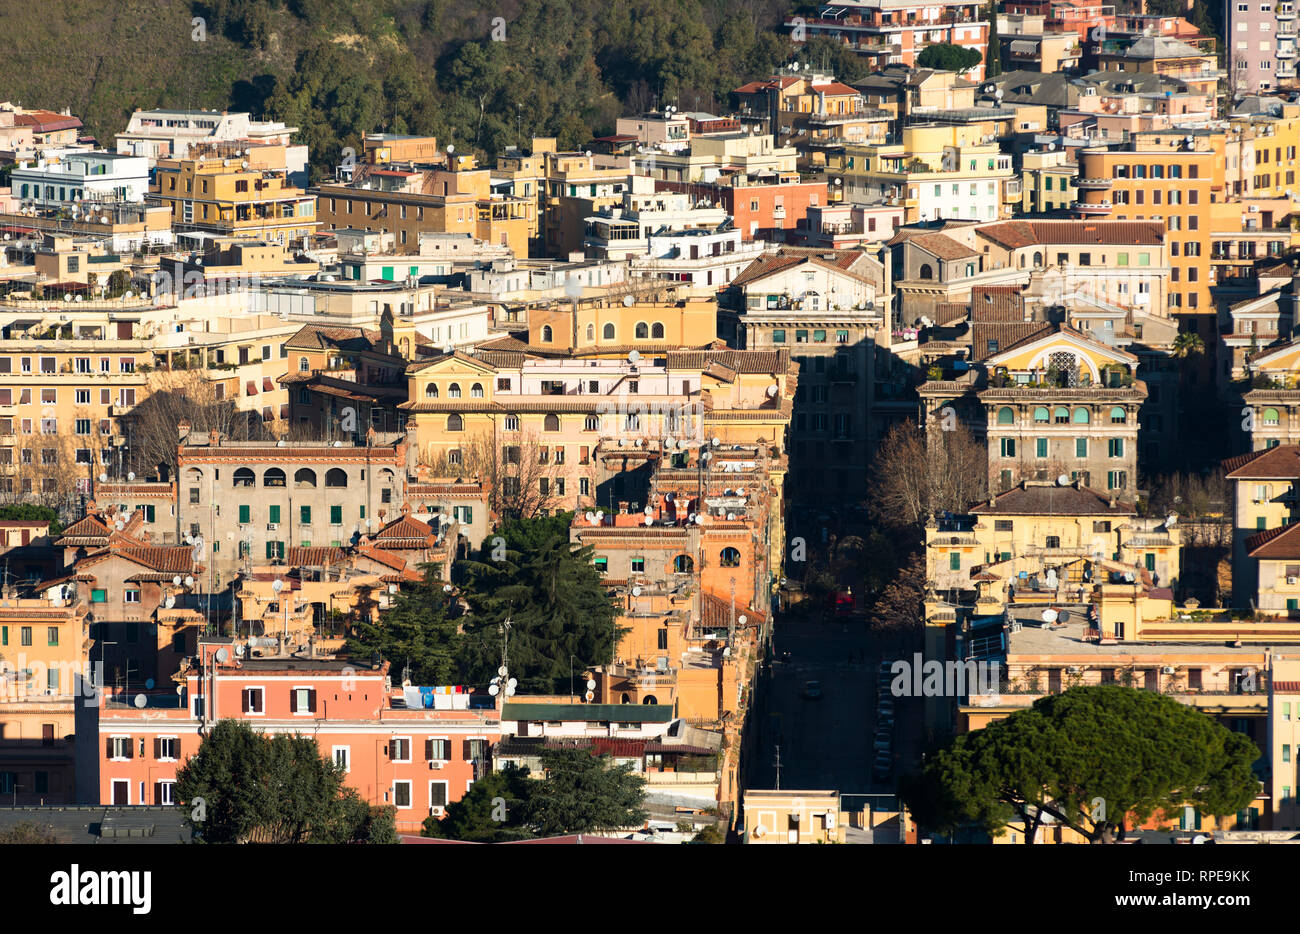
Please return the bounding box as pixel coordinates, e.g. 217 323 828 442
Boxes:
802 679 823 699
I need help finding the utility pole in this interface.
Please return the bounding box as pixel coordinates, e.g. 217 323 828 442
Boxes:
773 745 782 791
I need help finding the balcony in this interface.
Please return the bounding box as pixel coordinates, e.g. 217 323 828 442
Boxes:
1075 177 1112 190
1280 46 1297 59
1072 200 1112 215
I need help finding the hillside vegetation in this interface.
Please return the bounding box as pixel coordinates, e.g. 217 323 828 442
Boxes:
0 0 827 182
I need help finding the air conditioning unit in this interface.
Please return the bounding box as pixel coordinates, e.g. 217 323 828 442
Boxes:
1291 577 1298 585
1162 666 1177 675
429 761 444 770
266 523 278 531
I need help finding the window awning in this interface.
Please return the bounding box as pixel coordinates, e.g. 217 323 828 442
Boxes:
263 377 274 392
246 381 257 395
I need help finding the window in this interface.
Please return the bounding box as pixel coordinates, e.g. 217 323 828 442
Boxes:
239 505 251 524
1110 406 1126 424
1108 438 1124 458
110 737 133 760
390 738 412 762
393 781 412 808
631 557 645 573
1036 438 1048 459
949 552 961 571
290 687 317 714
20 626 32 646
426 738 450 761
1076 438 1088 458
158 737 179 760
241 688 264 714
720 547 741 567
333 747 350 772
330 505 343 525
124 589 141 603
1000 438 1016 458
1033 407 1049 423
997 407 1015 425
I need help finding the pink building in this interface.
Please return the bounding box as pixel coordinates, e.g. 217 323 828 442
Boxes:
1226 0 1299 93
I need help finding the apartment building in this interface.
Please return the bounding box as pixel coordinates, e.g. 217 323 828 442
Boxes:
116 109 304 181
1225 444 1300 606
153 148 318 244
790 1 990 81
0 103 83 161
582 179 728 262
280 324 409 437
1227 0 1300 93
174 428 412 586
10 151 149 209
1074 145 1217 334
0 595 91 806
82 645 500 832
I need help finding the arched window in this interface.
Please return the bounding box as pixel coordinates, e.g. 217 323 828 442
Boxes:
541 325 553 342
298 356 309 373
584 414 600 431
651 322 665 339
1264 407 1281 426
325 468 348 488
720 547 741 567
425 383 439 398
1109 406 1126 424
625 412 640 430
586 323 595 341
447 414 464 432
185 467 203 484
643 695 658 705
470 383 484 398
1069 408 1089 425
918 263 933 280
635 322 649 339
674 554 694 573
1053 406 1069 424
1033 251 1043 267
448 383 461 398
294 468 317 488
603 323 615 340
263 467 286 487
1033 406 1050 423
543 414 560 432
505 415 520 431
997 407 1015 425
233 467 255 488
621 693 631 704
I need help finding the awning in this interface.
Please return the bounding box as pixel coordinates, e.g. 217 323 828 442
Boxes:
279 403 289 420
246 381 257 395
262 377 274 392
262 406 274 422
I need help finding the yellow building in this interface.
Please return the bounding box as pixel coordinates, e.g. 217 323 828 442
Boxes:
0 595 91 805
153 148 318 243
743 789 845 844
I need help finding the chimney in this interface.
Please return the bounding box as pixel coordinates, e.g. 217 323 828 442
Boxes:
618 501 629 514
209 429 220 447
178 419 191 442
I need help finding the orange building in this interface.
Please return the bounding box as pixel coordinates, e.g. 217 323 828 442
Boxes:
87 642 499 833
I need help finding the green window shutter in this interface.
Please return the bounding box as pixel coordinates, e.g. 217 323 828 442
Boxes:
330 505 342 524
381 266 394 281
1258 517 1267 530
300 505 311 524
1 626 5 645
91 589 106 603
1075 438 1087 458
1289 599 1298 611
1036 438 1047 458
145 505 155 522
949 552 961 570
409 266 419 276
1145 553 1155 571
266 541 275 559
360 505 365 518
269 505 281 524
239 505 250 524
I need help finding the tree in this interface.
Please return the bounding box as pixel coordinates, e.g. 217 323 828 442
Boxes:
984 3 1002 79
1172 332 1206 359
903 686 1260 843
915 43 983 73
869 421 987 532
422 430 564 521
0 503 63 536
871 550 927 653
422 764 536 841
175 720 398 843
456 516 619 693
525 746 647 835
345 564 462 685
0 821 58 844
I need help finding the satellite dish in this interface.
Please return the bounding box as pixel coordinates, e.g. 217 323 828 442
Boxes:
644 515 653 526
234 644 245 657
127 471 135 481
585 510 595 523
1057 474 1070 486
595 511 604 522
632 586 642 596
165 595 175 609
584 690 595 702
184 575 194 587
133 694 147 708
508 678 517 689
488 683 500 696
443 584 453 592
586 678 596 691
272 579 284 593
215 648 229 663
388 583 398 594
622 294 634 307
628 350 641 364
738 614 747 625
766 385 778 397
1041 608 1059 624
711 437 721 447
498 665 508 677
173 575 182 586
446 144 455 154
1166 514 1178 527
98 472 108 482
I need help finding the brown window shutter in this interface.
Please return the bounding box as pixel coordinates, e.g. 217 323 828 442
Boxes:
462 739 473 760
425 738 434 761
289 690 298 714
105 738 113 758
308 689 317 713
241 689 249 713
154 782 162 804
153 737 161 759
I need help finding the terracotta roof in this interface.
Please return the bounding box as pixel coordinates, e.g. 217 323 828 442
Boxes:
1246 523 1300 558
910 232 978 262
665 349 790 374
977 220 1165 248
701 591 766 630
810 81 862 97
288 546 349 566
372 513 436 547
284 324 389 353
971 484 1135 516
1224 445 1300 479
970 321 1053 362
15 111 82 133
731 249 868 288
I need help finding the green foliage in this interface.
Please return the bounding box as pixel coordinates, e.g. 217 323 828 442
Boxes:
422 764 535 841
985 3 1001 79
0 503 63 536
903 686 1261 843
915 43 983 73
525 747 647 835
0 821 58 844
175 719 398 843
457 516 618 693
345 565 461 684
688 822 725 843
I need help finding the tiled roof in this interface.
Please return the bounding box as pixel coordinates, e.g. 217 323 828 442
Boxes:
971 484 1135 516
665 349 790 374
284 324 388 353
373 513 436 547
1224 445 1300 479
1246 524 1300 558
977 220 1165 248
910 232 978 261
970 321 1053 362
731 249 868 288
288 546 349 566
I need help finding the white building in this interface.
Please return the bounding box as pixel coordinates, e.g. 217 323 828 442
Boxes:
10 150 149 208
632 227 768 296
116 109 307 184
583 179 729 262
